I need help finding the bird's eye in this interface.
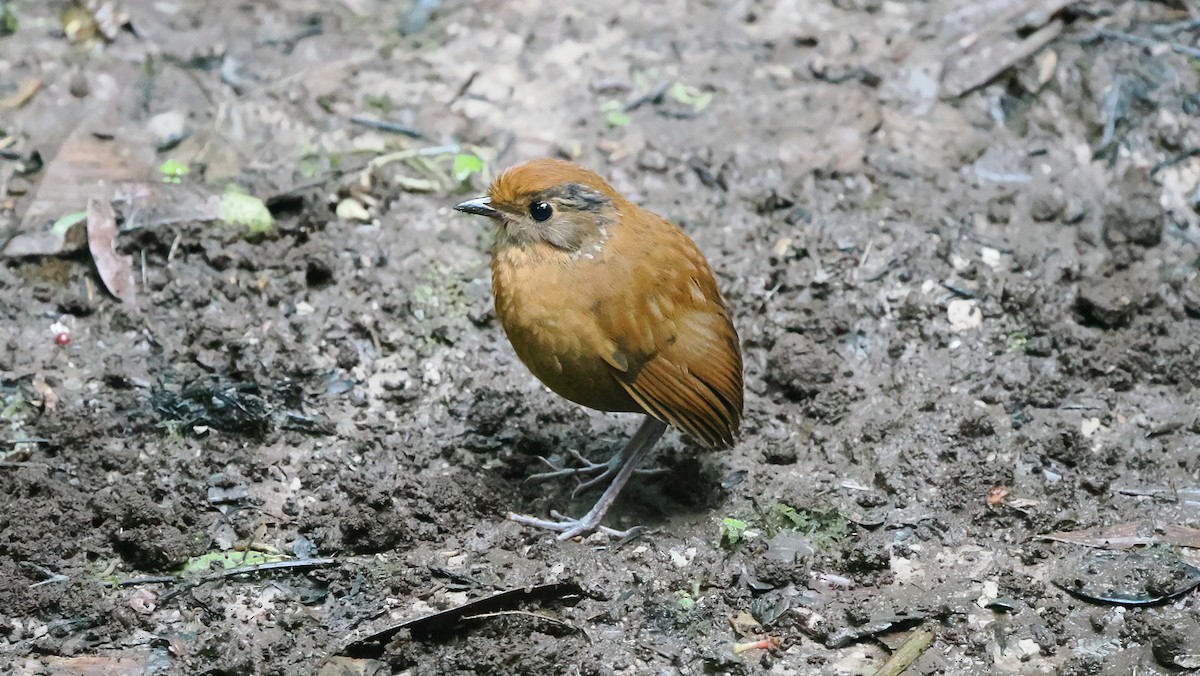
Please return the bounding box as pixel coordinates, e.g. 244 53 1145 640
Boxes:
529 201 553 222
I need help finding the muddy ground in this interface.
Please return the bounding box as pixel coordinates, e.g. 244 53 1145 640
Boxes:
2 0 1200 674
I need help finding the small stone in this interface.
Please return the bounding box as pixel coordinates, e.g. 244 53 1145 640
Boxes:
1075 284 1137 329
147 111 190 151
761 441 798 465
987 196 1013 224
1103 168 1162 248
1063 199 1087 224
1029 190 1065 222
69 72 90 98
947 299 982 331
1151 617 1200 670
636 146 668 172
784 206 812 225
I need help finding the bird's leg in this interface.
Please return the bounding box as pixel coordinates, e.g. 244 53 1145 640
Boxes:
508 416 669 540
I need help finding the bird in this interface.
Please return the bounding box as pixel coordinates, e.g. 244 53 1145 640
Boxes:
454 158 743 540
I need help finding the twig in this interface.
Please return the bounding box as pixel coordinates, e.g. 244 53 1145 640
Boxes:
258 15 324 50
624 79 673 112
461 609 578 632
369 144 460 170
21 562 69 587
1152 19 1200 37
265 161 370 210
857 239 874 271
0 78 41 112
113 575 179 587
349 116 424 139
1085 28 1200 59
109 558 339 604
941 282 977 299
872 628 936 676
0 461 51 469
340 582 589 656
1150 147 1200 176
452 70 479 103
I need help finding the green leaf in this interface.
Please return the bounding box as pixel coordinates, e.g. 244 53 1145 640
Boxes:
50 211 87 236
452 152 485 181
0 4 18 36
669 82 713 113
602 100 630 128
219 188 275 235
606 111 631 127
719 517 748 548
1007 332 1028 352
765 502 850 549
177 550 286 576
675 590 695 611
768 502 807 531
159 159 190 181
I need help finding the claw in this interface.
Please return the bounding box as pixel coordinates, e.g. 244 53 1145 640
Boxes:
507 511 636 541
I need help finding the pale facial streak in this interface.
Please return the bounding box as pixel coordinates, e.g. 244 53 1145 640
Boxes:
494 183 616 256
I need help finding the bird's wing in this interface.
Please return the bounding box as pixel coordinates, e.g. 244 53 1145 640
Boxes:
594 218 743 448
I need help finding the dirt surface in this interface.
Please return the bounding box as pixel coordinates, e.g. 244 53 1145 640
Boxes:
2 1 1200 674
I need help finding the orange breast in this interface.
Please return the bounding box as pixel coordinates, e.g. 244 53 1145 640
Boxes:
491 244 642 413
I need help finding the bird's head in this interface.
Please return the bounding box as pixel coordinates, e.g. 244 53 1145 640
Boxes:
454 158 623 252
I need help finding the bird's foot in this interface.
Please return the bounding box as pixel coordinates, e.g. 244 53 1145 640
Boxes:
526 449 667 498
507 510 643 542
526 448 612 482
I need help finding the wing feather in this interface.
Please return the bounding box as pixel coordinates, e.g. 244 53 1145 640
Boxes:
588 208 743 447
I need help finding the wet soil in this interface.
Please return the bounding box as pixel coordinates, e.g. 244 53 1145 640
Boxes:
2 1 1199 674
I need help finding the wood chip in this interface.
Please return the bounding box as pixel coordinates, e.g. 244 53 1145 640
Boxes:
1043 521 1154 550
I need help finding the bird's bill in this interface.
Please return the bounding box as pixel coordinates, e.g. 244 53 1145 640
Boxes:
454 196 502 220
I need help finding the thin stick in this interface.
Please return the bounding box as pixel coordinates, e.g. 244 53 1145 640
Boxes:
349 116 424 139
873 628 935 676
1087 28 1200 59
369 144 461 170
109 557 339 606
460 609 578 632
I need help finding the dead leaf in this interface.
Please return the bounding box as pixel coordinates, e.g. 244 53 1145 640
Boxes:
87 197 137 304
0 78 41 112
39 653 149 676
1043 521 1153 550
128 587 157 614
113 181 222 232
1161 524 1200 550
987 485 1010 506
729 611 763 638
31 373 58 412
940 0 1072 98
2 114 155 258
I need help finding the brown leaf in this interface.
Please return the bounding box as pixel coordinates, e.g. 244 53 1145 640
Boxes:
31 373 58 412
0 78 41 112
1161 524 1200 550
87 197 137 304
1043 521 1153 550
2 114 154 258
40 653 148 676
113 181 221 231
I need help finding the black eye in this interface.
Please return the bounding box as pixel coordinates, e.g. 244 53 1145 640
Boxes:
529 201 553 222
